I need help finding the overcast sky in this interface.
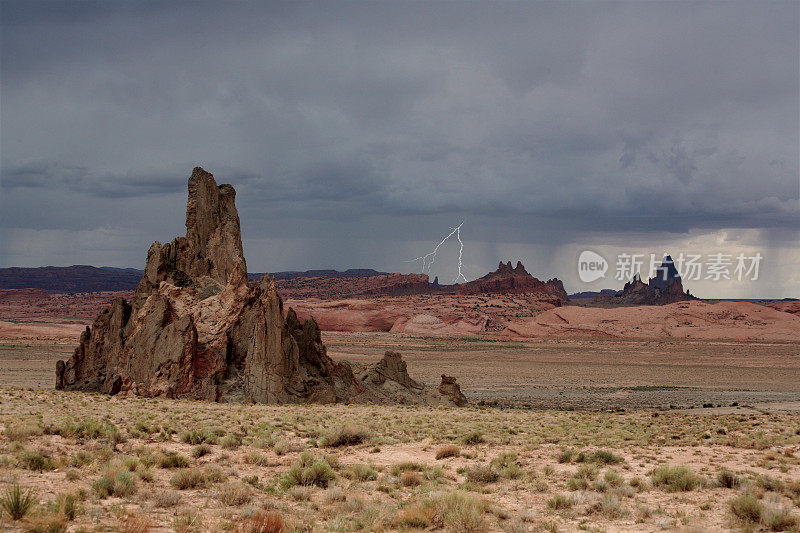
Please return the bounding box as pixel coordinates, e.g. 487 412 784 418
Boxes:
1 1 798 297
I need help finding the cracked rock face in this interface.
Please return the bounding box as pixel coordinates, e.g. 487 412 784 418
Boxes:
55 167 363 403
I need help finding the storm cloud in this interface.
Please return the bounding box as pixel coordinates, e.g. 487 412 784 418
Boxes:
1 1 798 297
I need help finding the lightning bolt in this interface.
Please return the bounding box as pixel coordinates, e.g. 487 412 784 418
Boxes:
407 221 467 284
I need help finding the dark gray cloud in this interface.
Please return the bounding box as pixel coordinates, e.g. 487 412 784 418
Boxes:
1 1 798 297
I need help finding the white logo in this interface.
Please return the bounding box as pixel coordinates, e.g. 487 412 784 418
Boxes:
578 250 608 283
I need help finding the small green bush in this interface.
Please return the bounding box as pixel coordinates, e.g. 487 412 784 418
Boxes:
281 452 335 488
651 465 703 492
729 493 763 524
320 425 372 447
170 469 207 490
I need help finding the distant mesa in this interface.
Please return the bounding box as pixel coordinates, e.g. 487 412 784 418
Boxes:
447 260 568 303
598 255 696 306
55 167 463 406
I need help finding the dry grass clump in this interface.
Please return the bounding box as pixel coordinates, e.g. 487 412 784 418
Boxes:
461 431 485 445
436 445 461 459
191 444 212 458
401 471 423 487
118 512 152 533
426 490 487 532
170 469 207 490
394 504 436 528
216 482 252 506
281 451 335 488
238 511 285 533
730 493 799 531
464 464 499 484
320 424 372 447
92 466 137 498
716 469 741 489
588 493 627 519
650 465 703 492
152 489 182 508
19 449 55 471
546 494 573 510
157 451 190 469
57 418 121 444
347 463 378 481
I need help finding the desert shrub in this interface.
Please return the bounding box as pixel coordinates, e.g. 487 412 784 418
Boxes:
758 475 785 492
58 418 121 444
216 482 252 506
170 469 206 490
394 504 435 528
464 464 499 484
461 431 485 445
390 461 425 476
730 493 763 524
5 423 43 442
546 494 573 510
567 477 589 491
491 452 522 479
651 465 703 492
589 494 627 519
239 512 285 533
272 439 294 456
401 471 422 487
288 486 312 501
321 425 372 447
152 490 182 508
204 464 226 483
436 445 461 459
192 444 212 458
575 464 598 480
180 429 215 445
426 490 486 532
245 452 271 467
220 434 241 449
19 450 54 472
1 484 37 520
557 448 576 463
118 512 151 533
590 450 623 465
281 452 335 488
348 463 378 481
717 469 741 489
173 511 202 533
323 485 346 503
603 470 624 488
22 514 68 533
93 469 137 498
760 500 798 531
68 450 94 468
158 452 190 469
48 492 79 522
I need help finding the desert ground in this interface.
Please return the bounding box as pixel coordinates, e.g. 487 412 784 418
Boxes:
2 295 800 531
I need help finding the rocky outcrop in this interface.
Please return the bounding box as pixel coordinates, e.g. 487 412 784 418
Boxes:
56 167 464 406
438 375 467 407
451 261 568 303
602 256 696 306
354 351 466 405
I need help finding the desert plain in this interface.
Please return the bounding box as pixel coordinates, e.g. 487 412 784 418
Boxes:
1 288 800 532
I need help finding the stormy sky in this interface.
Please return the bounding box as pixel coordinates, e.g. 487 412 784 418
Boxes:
1 1 798 298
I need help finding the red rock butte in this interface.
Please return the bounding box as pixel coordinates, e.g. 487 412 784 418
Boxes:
55 167 464 405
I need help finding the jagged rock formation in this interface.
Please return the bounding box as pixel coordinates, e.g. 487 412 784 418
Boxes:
56 167 464 406
452 261 568 303
602 255 696 306
354 351 466 406
438 375 468 407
